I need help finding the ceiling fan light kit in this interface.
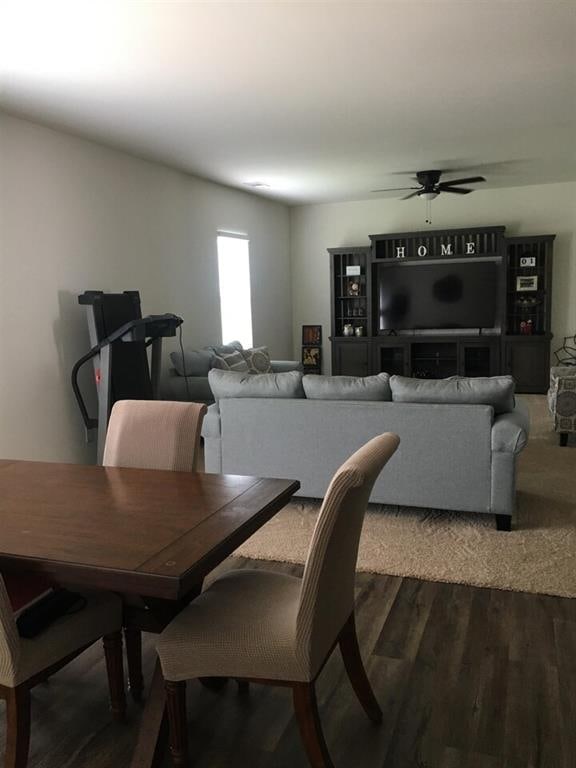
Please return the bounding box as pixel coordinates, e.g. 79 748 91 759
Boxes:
373 169 486 223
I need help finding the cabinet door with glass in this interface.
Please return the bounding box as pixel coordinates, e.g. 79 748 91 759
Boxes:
373 342 409 377
329 247 371 338
460 339 500 378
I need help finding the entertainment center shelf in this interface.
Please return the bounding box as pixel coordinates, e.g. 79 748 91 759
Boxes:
329 228 555 393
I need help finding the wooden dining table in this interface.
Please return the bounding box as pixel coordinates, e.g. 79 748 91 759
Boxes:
0 458 299 768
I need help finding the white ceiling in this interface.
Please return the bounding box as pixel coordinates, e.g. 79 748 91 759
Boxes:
1 1 575 205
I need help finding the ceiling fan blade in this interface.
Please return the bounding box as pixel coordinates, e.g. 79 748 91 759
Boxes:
371 186 420 193
401 190 421 200
438 176 486 188
441 187 472 195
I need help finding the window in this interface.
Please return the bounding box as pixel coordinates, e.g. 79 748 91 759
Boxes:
216 233 253 349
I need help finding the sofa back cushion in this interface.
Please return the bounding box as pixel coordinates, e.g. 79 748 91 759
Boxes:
206 341 244 355
303 373 391 401
170 341 244 377
390 375 515 414
208 369 305 400
170 349 214 377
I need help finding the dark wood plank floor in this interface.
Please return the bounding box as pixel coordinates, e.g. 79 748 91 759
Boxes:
1 558 575 768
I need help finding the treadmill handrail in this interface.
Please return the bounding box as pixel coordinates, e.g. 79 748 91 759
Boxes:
71 314 183 431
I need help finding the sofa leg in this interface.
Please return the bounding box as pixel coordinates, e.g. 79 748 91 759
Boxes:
495 514 512 532
559 433 569 447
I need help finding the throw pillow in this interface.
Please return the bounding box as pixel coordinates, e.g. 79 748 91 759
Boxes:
241 346 273 374
303 373 392 401
208 369 305 399
211 350 250 372
390 375 515 414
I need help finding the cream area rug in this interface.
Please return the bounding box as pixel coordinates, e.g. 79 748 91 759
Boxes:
235 396 576 598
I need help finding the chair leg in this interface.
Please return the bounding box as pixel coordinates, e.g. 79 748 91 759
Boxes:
339 613 383 724
5 686 31 768
103 632 127 722
292 682 335 768
124 626 145 702
165 680 188 768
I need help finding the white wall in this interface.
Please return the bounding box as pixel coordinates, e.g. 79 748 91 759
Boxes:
0 113 291 462
290 183 576 371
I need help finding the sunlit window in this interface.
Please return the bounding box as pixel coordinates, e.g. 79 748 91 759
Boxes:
216 233 253 349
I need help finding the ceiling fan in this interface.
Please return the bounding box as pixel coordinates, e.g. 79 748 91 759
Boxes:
372 169 486 200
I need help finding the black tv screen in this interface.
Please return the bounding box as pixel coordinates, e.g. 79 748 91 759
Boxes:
377 260 499 331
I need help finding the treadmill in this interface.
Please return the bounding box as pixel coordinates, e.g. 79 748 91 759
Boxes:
72 291 183 463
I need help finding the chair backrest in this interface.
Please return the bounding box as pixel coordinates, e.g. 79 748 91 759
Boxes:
296 433 400 676
103 400 207 471
0 576 20 687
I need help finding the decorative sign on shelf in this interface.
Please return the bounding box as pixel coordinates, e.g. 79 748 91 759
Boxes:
516 276 538 292
370 226 505 261
394 241 478 259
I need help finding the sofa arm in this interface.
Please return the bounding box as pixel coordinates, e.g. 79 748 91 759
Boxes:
491 400 530 454
201 403 221 438
271 360 304 373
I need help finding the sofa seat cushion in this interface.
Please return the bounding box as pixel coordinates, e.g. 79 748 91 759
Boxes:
390 375 515 414
208 369 304 400
303 373 391 401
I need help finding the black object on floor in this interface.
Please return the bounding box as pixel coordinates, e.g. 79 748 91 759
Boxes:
16 588 87 639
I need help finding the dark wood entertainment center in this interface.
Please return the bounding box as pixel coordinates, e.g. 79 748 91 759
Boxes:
329 226 555 393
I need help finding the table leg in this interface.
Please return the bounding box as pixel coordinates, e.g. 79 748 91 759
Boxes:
130 659 168 768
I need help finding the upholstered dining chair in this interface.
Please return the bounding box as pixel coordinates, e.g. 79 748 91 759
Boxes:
156 432 400 768
103 399 207 701
0 579 125 768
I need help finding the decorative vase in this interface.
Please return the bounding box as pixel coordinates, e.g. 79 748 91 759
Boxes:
355 326 364 337
343 324 354 337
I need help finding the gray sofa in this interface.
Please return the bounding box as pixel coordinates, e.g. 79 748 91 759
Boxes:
162 341 302 404
202 371 530 530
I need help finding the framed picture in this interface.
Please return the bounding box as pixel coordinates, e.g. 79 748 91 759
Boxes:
302 325 322 346
516 275 538 292
302 346 321 368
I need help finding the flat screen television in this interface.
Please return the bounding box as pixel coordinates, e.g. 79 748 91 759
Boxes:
376 259 499 331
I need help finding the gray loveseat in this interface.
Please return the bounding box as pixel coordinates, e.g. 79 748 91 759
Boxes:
162 341 302 404
202 371 530 531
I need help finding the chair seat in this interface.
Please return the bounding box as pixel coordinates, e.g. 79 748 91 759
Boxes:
6 590 123 688
157 570 306 683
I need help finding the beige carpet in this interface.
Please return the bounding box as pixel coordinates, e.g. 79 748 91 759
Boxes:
235 396 576 598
